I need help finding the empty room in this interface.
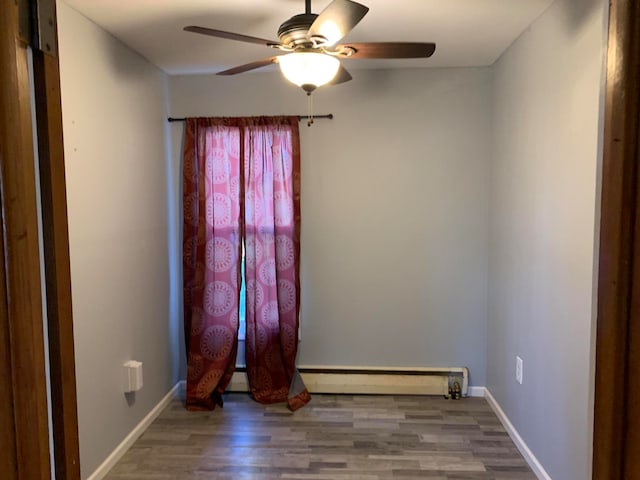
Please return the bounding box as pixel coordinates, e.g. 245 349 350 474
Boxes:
4 0 636 479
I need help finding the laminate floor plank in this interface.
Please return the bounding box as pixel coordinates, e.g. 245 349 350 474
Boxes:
104 394 536 480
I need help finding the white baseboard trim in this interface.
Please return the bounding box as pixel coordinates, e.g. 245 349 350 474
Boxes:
467 386 486 397
87 382 182 480
485 389 552 480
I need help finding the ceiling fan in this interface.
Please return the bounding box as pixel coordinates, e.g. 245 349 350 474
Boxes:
183 0 436 93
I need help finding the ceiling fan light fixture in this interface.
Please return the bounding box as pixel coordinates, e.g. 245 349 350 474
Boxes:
278 52 340 91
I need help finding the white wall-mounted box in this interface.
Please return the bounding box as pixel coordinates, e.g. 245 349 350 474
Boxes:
123 361 143 393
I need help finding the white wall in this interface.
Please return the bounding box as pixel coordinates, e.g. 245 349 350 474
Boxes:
58 3 178 478
170 67 491 386
487 0 606 478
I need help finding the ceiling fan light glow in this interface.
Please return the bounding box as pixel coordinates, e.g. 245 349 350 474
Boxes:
315 20 342 46
278 52 340 90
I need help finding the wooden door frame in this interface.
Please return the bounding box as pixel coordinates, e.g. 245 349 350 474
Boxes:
593 0 640 479
0 0 80 478
33 49 82 480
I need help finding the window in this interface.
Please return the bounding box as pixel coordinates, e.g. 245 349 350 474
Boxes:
238 244 246 340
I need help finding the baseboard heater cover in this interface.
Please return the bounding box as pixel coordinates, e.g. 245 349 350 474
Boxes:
228 366 469 397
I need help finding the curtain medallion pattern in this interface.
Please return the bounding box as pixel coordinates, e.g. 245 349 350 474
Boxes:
183 117 309 411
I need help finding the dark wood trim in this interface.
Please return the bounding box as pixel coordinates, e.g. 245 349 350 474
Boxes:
622 1 640 475
0 219 18 479
0 0 52 478
33 42 81 480
626 118 640 477
593 0 640 479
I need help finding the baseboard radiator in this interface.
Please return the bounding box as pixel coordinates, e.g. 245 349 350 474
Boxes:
228 366 469 397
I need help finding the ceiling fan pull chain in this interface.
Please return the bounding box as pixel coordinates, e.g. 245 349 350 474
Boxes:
307 92 314 127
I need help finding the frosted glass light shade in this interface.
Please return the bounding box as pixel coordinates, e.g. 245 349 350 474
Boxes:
278 52 340 90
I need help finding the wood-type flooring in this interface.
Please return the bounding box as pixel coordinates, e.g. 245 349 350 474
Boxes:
105 393 536 480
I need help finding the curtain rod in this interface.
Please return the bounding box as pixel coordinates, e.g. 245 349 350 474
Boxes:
167 115 333 123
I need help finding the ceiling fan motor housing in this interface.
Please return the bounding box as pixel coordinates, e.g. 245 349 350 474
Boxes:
278 13 320 47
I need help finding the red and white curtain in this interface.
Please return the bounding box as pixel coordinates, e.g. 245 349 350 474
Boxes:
182 117 309 411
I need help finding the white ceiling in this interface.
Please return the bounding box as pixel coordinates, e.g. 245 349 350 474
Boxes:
62 0 554 75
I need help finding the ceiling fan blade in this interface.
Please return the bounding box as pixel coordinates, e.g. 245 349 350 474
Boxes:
217 57 280 76
308 0 369 46
330 64 352 85
184 26 279 47
339 42 436 59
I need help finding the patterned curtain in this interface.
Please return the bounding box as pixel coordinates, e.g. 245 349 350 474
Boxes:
243 119 310 411
183 119 242 410
182 117 310 411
